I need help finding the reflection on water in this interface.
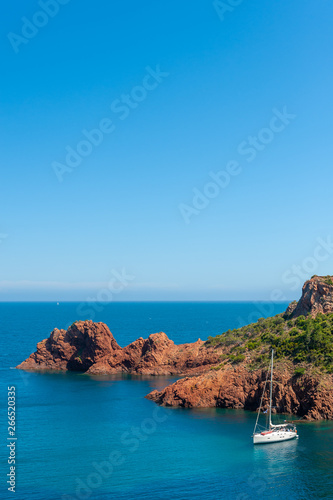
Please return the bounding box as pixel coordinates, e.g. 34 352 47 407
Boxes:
251 421 333 499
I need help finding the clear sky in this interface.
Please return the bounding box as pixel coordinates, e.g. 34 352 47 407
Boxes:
1 0 333 301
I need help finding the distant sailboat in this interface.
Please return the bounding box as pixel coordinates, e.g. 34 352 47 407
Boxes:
253 349 298 444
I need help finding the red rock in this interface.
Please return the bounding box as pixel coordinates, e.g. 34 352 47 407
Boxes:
17 322 220 375
146 367 333 420
17 321 121 372
289 275 333 318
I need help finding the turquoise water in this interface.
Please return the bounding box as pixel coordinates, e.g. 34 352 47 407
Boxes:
1 302 333 499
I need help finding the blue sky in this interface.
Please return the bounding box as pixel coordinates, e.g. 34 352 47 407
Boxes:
1 0 333 301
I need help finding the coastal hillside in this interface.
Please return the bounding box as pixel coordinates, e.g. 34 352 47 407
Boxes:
147 275 333 420
207 274 333 374
17 275 333 419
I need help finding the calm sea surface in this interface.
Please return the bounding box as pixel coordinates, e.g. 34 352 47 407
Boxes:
1 302 333 500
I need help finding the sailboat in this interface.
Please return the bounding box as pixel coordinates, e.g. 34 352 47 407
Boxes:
253 349 298 444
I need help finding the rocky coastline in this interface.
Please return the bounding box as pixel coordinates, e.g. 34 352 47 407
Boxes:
17 275 333 420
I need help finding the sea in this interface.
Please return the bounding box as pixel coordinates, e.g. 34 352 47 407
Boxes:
1 302 333 500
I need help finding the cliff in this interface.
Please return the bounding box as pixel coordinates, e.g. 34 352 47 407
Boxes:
146 365 333 420
287 275 333 319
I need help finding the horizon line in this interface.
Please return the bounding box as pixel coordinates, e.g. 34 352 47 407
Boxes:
0 299 293 303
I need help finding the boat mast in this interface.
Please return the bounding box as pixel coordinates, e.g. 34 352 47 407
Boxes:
268 349 274 429
253 365 270 436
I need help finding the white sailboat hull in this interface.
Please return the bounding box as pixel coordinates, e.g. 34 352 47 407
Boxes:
253 430 298 444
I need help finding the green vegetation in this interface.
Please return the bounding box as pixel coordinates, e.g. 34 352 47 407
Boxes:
311 274 333 284
211 363 223 371
206 312 333 373
75 348 84 363
229 354 246 364
294 367 306 377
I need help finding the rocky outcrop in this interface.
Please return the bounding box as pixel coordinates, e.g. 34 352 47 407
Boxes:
284 300 297 317
289 275 333 318
17 321 221 375
146 367 333 420
17 321 122 373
